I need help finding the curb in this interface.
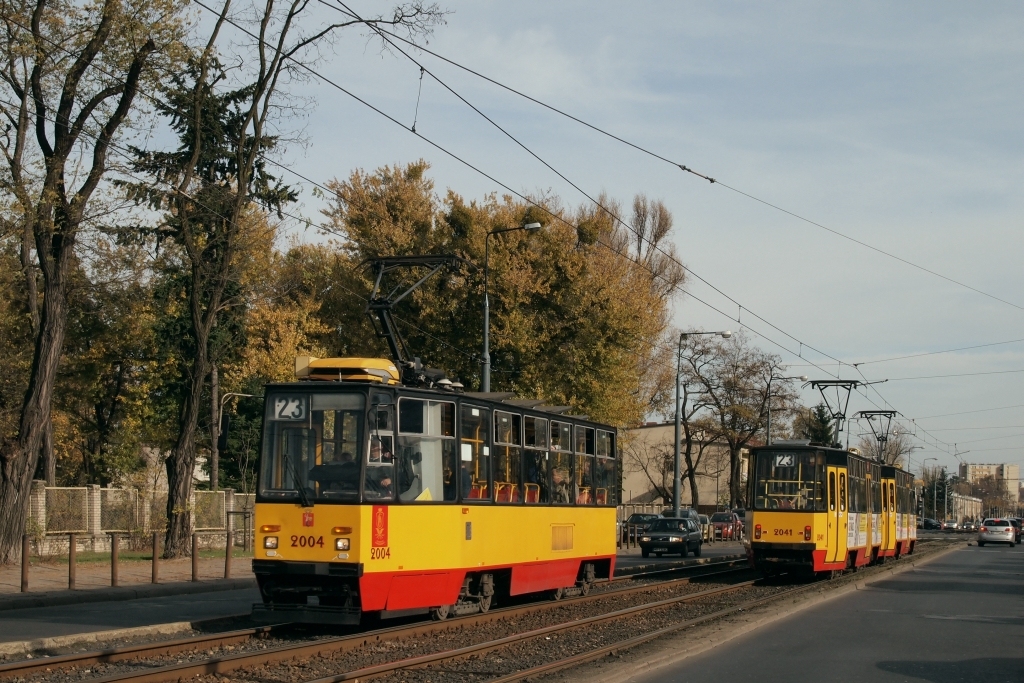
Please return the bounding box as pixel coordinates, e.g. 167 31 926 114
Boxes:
614 553 748 577
0 577 257 612
0 620 197 658
580 542 965 683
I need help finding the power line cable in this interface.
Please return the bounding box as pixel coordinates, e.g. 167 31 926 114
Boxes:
346 13 1024 314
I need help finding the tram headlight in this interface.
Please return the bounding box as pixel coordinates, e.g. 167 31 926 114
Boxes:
264 535 279 549
334 537 350 551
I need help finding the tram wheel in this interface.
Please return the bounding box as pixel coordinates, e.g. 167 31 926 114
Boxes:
479 594 492 612
579 580 590 596
430 604 451 621
550 587 565 601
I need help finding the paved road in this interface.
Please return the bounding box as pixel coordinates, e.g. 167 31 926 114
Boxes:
614 541 745 572
0 588 260 643
637 543 1024 683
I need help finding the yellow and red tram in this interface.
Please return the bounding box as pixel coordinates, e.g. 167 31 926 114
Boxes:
747 442 916 577
252 357 618 624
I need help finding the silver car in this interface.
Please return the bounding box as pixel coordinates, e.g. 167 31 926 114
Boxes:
977 519 1016 547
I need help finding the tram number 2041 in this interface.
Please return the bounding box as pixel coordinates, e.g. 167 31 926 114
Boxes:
291 535 324 548
773 529 793 536
370 547 391 560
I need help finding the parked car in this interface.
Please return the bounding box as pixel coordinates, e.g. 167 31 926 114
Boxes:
621 513 661 542
697 514 713 542
711 511 742 540
978 518 1016 547
639 518 703 558
921 518 942 530
733 508 747 537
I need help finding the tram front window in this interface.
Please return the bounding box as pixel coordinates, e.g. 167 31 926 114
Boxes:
753 451 826 511
258 392 365 503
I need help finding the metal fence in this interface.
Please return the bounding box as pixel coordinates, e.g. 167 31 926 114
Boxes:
194 491 225 530
100 488 140 532
44 487 89 533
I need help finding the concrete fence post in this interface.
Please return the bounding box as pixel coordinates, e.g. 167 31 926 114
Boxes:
87 484 102 539
188 489 196 535
224 531 233 579
224 488 235 532
29 480 46 534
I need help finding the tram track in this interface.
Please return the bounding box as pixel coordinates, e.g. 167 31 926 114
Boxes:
4 542 953 683
0 557 751 682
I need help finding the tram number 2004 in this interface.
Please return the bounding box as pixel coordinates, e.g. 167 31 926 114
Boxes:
370 547 391 560
291 535 324 548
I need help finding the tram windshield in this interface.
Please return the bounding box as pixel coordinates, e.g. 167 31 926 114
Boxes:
753 450 826 511
258 391 365 503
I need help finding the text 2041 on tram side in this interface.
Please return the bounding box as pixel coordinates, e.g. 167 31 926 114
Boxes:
747 441 916 578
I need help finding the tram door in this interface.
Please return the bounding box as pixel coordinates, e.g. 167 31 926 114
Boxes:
826 468 838 563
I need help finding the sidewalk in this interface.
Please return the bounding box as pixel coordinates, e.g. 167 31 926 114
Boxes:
0 555 255 611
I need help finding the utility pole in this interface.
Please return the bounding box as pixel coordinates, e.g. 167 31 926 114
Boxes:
942 467 947 522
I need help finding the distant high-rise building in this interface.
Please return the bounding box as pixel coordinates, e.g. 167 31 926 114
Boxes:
959 462 1020 497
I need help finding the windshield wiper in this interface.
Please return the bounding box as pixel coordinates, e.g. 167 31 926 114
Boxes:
283 452 313 507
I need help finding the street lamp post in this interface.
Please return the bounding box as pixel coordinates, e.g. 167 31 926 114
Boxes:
674 330 732 518
482 222 542 392
765 374 807 447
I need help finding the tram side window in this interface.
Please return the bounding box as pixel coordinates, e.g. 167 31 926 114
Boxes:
871 479 881 514
364 404 395 501
396 398 457 503
575 426 595 505
828 471 836 511
460 405 491 500
494 411 523 503
595 430 617 506
524 416 550 504
550 421 573 504
753 451 825 511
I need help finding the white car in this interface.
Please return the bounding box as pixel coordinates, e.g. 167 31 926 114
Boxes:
977 519 1015 547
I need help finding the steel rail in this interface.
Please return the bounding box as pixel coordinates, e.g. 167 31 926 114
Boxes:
303 580 758 682
0 559 750 681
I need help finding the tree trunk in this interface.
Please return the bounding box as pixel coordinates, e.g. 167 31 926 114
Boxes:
729 445 743 507
41 420 55 486
687 465 699 509
0 271 69 562
163 343 209 558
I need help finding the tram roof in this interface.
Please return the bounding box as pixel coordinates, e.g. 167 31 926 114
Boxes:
263 379 610 429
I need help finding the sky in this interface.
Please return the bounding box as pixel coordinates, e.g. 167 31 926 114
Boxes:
210 1 1024 477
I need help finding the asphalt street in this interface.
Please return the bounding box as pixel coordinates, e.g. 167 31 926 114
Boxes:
636 543 1024 683
0 587 260 642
